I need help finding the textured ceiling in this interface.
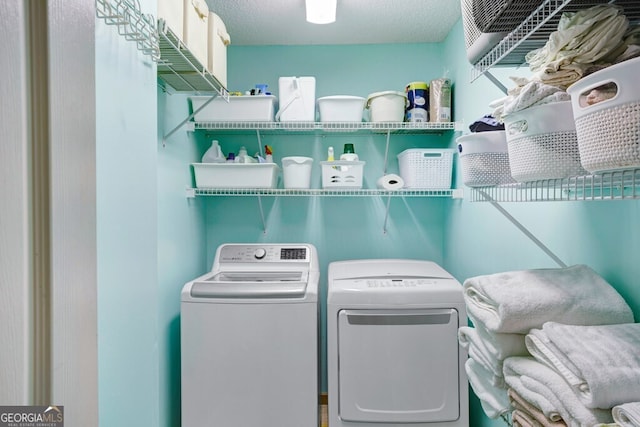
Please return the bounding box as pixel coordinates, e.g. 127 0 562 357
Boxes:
204 0 462 46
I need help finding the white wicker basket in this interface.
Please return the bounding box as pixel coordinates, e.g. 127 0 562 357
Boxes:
504 101 586 182
457 131 516 187
397 149 454 189
567 57 640 173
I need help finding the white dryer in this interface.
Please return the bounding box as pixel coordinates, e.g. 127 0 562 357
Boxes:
181 243 319 427
327 259 468 427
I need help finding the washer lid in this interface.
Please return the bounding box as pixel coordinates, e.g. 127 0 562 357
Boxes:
189 271 308 298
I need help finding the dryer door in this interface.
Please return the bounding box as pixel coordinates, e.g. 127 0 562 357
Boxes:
337 308 460 423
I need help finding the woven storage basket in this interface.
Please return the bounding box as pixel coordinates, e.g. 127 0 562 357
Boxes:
567 57 640 173
461 0 507 64
504 101 587 182
397 149 454 189
472 0 544 32
457 131 516 187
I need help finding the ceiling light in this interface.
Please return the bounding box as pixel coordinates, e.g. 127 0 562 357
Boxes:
305 0 337 24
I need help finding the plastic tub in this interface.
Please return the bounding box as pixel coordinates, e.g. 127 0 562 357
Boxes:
191 163 279 188
397 149 454 189
190 95 277 122
366 91 408 122
282 157 314 189
567 56 640 173
317 96 366 122
457 131 516 187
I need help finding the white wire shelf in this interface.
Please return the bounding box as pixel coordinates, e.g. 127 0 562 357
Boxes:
471 0 640 81
469 169 640 202
190 121 459 134
188 188 462 198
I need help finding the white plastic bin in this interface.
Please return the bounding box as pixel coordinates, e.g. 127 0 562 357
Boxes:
366 91 408 122
207 12 230 88
158 0 183 38
190 95 277 122
276 77 316 122
282 157 314 189
192 163 279 188
567 56 640 173
504 101 586 182
317 96 366 122
397 149 454 189
183 0 209 68
320 161 365 189
457 131 516 187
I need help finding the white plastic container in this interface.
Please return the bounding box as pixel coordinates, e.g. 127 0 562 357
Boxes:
397 149 454 189
504 101 586 182
567 56 640 173
207 12 230 88
457 131 516 187
317 96 366 122
191 163 279 188
282 157 314 189
190 95 277 122
320 161 365 189
158 0 183 38
183 0 209 68
366 91 408 122
276 77 316 122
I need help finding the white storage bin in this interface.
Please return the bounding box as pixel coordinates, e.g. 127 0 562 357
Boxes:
276 77 316 122
457 131 516 187
282 157 313 189
190 95 277 122
397 149 454 189
567 56 640 173
366 91 408 122
504 101 586 182
192 163 279 189
317 96 366 122
158 0 183 38
183 0 209 68
320 161 365 189
207 12 230 88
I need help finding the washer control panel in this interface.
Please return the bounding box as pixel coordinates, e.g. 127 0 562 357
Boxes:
364 278 439 288
218 244 310 263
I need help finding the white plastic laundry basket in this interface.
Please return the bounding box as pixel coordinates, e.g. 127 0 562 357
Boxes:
457 131 516 187
397 149 454 189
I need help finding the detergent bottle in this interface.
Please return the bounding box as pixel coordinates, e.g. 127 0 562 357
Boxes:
202 140 226 163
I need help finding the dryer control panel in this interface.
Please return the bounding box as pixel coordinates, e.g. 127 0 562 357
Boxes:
218 244 310 263
365 279 440 288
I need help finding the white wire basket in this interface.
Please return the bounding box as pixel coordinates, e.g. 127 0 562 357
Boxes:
457 131 516 187
568 57 640 173
504 101 586 182
397 149 454 189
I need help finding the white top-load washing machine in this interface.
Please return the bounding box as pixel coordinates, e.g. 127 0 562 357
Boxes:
327 259 468 427
181 243 319 427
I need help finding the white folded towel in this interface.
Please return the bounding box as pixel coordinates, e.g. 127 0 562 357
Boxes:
459 327 505 384
473 317 529 360
465 358 511 419
463 264 633 334
526 322 640 409
503 357 614 426
613 402 640 427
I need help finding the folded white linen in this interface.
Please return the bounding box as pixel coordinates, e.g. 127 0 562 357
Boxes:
459 327 505 383
465 358 511 419
473 318 529 360
613 402 640 427
503 357 614 426
509 388 567 427
462 264 633 334
526 322 640 409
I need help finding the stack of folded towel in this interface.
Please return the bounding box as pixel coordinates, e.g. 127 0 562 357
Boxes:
459 264 635 424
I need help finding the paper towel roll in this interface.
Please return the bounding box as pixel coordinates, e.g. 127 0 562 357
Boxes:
376 174 405 190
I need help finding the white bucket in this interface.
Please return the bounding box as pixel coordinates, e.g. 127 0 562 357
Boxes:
282 156 314 189
276 77 316 122
366 91 408 122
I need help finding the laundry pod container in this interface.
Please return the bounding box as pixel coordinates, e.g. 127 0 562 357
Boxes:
504 101 586 182
457 131 516 187
282 156 314 189
317 96 366 122
365 91 408 122
567 56 640 173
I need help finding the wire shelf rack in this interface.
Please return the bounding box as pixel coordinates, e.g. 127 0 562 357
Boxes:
469 169 640 202
191 121 459 134
188 188 461 198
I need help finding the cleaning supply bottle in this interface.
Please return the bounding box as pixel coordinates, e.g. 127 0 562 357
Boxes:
265 145 273 163
202 140 225 163
340 143 359 161
235 146 248 163
327 146 335 161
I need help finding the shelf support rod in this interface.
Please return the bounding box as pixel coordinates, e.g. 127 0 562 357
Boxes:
484 71 508 95
162 95 217 144
383 129 391 174
256 130 263 157
477 190 567 268
257 195 267 233
382 195 392 234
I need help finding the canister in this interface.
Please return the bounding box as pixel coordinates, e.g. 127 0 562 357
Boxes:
405 82 429 122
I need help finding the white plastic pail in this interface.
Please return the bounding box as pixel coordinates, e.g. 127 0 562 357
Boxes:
366 91 408 122
282 156 314 189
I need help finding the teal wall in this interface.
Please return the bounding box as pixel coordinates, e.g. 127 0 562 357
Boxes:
96 13 640 427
